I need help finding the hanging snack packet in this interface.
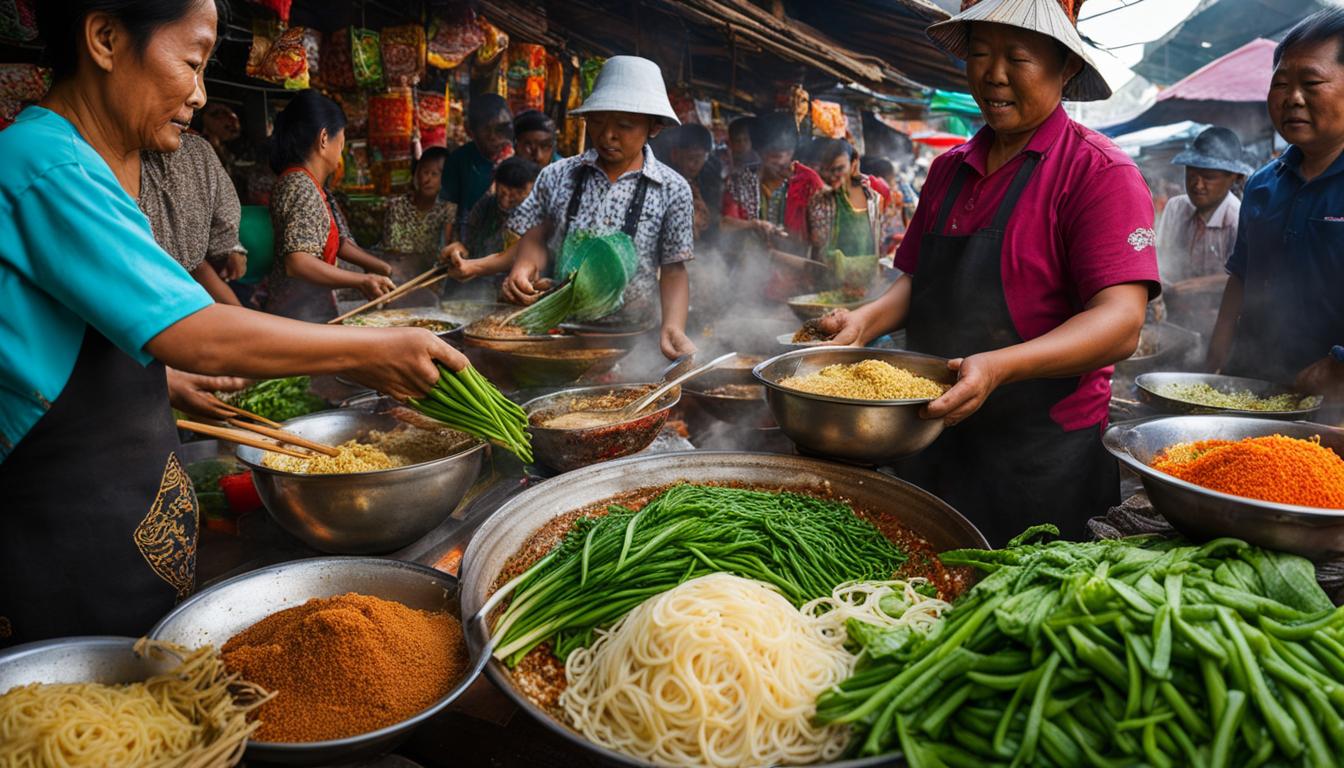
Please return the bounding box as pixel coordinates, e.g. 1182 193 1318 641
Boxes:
255 25 310 90
427 10 484 69
351 27 384 88
322 27 356 89
381 24 425 84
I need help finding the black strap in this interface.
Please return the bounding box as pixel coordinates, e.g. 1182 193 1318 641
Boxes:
563 162 653 240
932 151 1043 234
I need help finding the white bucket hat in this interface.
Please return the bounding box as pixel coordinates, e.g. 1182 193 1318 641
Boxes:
927 0 1112 102
569 55 681 125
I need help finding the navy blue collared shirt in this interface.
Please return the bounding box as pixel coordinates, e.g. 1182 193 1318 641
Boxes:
1226 146 1344 379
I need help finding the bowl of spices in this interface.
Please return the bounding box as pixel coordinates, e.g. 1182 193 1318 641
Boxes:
755 348 954 464
523 383 680 471
1135 372 1322 419
150 557 488 765
1105 415 1344 557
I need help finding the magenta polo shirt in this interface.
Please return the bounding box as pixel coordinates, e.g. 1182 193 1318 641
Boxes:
895 106 1160 431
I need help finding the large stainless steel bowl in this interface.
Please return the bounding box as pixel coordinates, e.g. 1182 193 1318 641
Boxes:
150 557 488 765
1104 416 1344 557
755 347 954 464
236 410 486 554
0 636 175 693
1135 372 1322 419
523 384 679 471
458 451 986 768
786 292 869 321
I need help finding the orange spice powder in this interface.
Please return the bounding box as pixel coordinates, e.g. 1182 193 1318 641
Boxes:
221 593 468 742
1151 435 1344 509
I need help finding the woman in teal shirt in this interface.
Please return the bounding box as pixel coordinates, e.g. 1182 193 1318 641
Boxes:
0 0 468 647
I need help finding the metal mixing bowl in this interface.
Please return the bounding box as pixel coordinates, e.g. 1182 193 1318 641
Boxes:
755 347 955 464
458 451 986 768
0 636 176 693
1135 372 1322 419
786 292 868 321
1104 416 1344 558
682 366 775 428
150 557 488 765
235 410 485 554
524 384 679 471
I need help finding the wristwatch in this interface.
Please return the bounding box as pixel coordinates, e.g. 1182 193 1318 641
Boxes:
1331 345 1344 364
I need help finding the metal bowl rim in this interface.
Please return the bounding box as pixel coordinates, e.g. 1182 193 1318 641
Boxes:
0 635 140 668
775 332 829 348
753 347 953 406
1134 372 1323 418
785 292 869 310
233 410 488 479
522 383 681 434
1103 417 1344 519
148 556 489 754
463 450 984 768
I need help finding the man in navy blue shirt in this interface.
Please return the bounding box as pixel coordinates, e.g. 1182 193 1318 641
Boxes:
1208 9 1344 397
439 94 514 241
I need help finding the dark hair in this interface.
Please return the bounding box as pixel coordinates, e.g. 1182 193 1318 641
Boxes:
413 146 450 174
728 116 755 140
1276 8 1344 66
750 112 797 153
814 138 850 167
860 156 895 179
513 109 556 137
794 137 821 168
39 0 229 81
269 89 346 173
494 155 540 189
672 123 713 152
468 93 512 133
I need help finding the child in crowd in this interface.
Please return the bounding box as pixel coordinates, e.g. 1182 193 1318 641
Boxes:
513 110 559 169
446 156 541 280
439 94 513 239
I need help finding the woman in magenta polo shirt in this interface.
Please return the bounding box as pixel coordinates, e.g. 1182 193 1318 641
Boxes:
823 0 1159 545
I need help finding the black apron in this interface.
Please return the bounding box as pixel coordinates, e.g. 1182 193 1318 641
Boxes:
559 163 652 327
896 153 1118 547
0 326 198 647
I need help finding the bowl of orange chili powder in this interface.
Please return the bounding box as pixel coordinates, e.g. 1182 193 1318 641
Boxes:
1105 416 1344 558
149 557 488 764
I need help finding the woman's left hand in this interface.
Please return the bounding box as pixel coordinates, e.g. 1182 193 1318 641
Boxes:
215 252 247 281
923 353 1006 426
370 259 393 277
660 326 697 360
1295 356 1344 400
166 369 250 420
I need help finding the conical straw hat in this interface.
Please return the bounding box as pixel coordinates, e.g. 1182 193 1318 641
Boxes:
927 0 1112 101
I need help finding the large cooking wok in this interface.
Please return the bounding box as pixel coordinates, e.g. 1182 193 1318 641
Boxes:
458 451 986 768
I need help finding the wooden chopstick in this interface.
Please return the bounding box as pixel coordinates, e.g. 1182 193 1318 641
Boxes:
328 265 445 325
214 401 283 429
225 418 341 457
176 420 313 460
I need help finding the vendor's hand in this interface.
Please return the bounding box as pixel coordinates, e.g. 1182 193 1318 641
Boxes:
1295 356 1344 400
440 243 476 281
345 327 469 401
660 326 697 360
819 309 865 347
502 263 545 306
754 219 787 240
166 368 250 420
214 252 247 281
370 258 393 278
923 353 1006 427
357 274 396 300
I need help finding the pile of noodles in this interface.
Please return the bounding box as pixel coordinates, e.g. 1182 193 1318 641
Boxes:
0 638 270 768
558 573 949 768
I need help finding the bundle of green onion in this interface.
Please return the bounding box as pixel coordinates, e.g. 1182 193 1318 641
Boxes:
409 365 532 463
490 484 907 665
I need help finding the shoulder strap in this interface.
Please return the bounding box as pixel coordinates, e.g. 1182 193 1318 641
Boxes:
933 162 972 234
564 163 595 233
622 175 652 237
990 151 1042 230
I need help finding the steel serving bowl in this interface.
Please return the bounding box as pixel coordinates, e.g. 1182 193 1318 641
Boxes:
150 557 488 765
1135 372 1323 419
786 292 870 322
1114 322 1201 382
682 366 776 428
754 347 955 464
1104 416 1344 558
457 451 987 768
523 384 680 471
0 636 178 694
235 410 486 554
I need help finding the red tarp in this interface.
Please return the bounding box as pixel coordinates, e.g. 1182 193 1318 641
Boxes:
1156 38 1276 104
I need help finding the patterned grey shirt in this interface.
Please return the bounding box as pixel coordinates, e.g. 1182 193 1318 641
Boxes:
508 145 694 323
138 133 244 272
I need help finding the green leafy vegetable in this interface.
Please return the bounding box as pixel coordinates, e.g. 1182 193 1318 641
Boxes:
490 484 907 666
817 534 1344 767
221 376 327 422
408 365 531 463
513 232 634 333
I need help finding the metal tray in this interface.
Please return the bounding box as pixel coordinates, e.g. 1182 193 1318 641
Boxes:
1135 372 1322 419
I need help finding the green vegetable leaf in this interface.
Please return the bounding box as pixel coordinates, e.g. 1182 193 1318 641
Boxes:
1242 549 1333 614
847 619 917 660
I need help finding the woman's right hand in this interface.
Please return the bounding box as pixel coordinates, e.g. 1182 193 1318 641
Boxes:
502 262 544 305
345 327 468 401
358 274 396 300
818 309 866 347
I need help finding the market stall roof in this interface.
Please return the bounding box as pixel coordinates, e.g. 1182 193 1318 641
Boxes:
1133 0 1331 86
911 130 971 148
1099 38 1275 141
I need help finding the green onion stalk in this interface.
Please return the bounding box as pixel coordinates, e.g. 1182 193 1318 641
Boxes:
409 364 532 463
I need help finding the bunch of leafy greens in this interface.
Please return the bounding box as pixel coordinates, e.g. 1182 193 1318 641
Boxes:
818 526 1343 767
221 377 327 422
513 232 635 334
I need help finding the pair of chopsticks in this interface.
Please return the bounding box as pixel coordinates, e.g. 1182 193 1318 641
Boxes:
328 265 450 325
177 402 341 461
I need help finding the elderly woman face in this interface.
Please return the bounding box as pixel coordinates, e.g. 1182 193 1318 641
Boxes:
965 22 1081 139
84 0 216 153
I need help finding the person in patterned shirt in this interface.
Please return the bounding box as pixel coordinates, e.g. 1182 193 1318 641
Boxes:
502 56 696 360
